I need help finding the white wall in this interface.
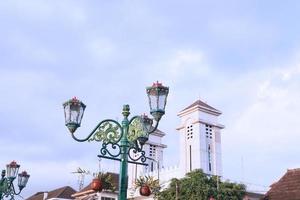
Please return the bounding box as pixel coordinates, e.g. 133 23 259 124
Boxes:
178 107 223 177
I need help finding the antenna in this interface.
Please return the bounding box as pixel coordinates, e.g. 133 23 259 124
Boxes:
71 167 90 191
241 156 245 183
98 158 102 173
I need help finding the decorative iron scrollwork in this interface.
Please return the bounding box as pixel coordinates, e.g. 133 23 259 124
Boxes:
89 120 122 144
127 146 147 163
128 117 144 142
100 142 122 158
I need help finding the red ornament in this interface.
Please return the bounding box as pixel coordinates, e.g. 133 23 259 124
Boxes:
139 185 151 196
152 81 162 87
91 178 103 192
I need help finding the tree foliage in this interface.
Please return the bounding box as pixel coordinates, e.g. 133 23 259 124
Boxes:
159 169 246 200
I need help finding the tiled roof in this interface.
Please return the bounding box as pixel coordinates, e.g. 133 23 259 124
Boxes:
245 191 264 198
263 168 300 200
180 99 221 113
26 186 76 200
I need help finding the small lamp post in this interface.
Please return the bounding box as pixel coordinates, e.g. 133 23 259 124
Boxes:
63 82 169 200
0 161 30 200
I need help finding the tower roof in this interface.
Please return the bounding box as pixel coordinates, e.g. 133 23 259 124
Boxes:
179 99 221 116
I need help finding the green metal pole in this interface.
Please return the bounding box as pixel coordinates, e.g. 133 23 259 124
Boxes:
0 171 5 200
119 105 130 200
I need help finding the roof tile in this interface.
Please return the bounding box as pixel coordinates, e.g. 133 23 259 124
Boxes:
27 186 76 200
263 168 300 200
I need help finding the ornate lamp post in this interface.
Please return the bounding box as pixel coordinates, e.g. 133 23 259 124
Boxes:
0 161 30 200
63 82 169 200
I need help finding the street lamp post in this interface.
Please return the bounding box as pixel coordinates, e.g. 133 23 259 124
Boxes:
0 161 30 200
63 82 169 200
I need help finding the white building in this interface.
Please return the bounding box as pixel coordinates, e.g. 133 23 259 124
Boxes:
128 99 224 198
176 99 224 176
128 128 166 185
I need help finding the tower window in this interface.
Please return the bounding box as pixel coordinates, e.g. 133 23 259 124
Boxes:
208 144 212 172
186 124 193 140
205 124 213 140
189 145 192 171
149 144 156 157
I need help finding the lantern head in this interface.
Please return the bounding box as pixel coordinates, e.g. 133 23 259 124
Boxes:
137 136 148 146
6 161 20 180
136 114 153 146
146 82 169 121
141 114 153 131
1 170 5 178
63 97 86 133
18 171 30 190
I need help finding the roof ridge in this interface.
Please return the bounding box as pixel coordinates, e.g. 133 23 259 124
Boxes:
266 167 300 198
48 185 76 199
56 186 70 197
179 99 221 113
287 168 300 172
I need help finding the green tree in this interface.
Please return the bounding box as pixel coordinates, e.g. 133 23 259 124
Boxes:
159 169 246 200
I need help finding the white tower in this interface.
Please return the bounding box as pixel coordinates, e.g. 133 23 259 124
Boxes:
128 129 166 189
177 100 224 176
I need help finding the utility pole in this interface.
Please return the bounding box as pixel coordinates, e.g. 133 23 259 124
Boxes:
175 181 179 200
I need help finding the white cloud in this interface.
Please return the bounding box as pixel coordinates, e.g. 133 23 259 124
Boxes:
277 63 300 82
222 61 300 186
148 49 210 85
86 37 116 60
1 31 57 64
0 0 87 24
208 17 277 44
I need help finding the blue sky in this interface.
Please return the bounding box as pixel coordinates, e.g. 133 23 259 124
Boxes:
1 0 300 197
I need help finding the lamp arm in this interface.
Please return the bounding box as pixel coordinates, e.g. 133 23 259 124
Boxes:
10 182 22 196
128 115 140 125
128 116 160 134
147 119 159 134
70 119 122 142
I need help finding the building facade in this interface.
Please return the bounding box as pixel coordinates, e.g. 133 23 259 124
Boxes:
128 99 224 198
176 100 224 176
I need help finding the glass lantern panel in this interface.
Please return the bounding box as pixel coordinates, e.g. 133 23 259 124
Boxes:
158 94 167 110
6 164 19 179
64 104 71 124
79 105 84 123
145 119 153 131
18 174 29 187
149 94 158 111
70 104 80 123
